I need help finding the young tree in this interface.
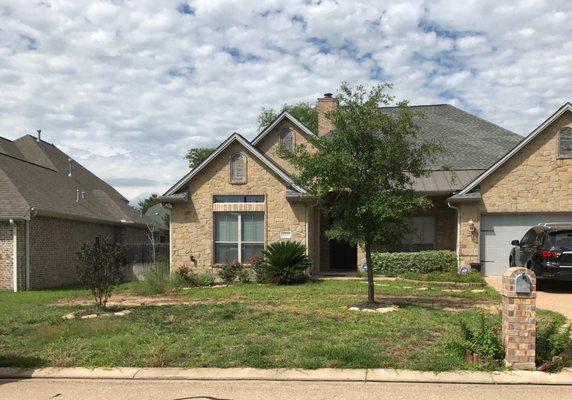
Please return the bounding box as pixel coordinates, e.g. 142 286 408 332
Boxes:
77 240 125 309
288 83 442 303
257 101 318 132
186 147 215 169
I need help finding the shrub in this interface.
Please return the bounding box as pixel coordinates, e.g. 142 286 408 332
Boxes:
238 268 251 284
401 270 485 284
142 261 171 294
76 240 125 309
371 250 457 276
217 260 243 284
459 314 504 361
249 255 265 283
536 317 572 371
262 241 311 285
172 267 216 287
195 272 216 287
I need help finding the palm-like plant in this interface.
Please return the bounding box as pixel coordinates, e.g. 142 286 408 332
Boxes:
262 241 311 285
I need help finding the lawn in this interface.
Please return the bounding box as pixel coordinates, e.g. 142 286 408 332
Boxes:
0 279 554 371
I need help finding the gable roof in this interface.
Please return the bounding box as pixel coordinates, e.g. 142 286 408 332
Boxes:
379 104 523 170
0 134 149 226
164 133 307 196
251 111 317 146
456 102 572 196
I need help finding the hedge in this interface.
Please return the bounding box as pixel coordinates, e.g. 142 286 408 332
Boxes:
371 250 457 276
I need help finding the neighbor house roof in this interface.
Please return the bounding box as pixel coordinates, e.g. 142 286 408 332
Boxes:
379 104 523 170
164 133 307 196
0 134 150 226
454 102 572 197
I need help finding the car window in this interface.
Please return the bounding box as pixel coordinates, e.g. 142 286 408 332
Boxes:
520 229 536 246
547 231 572 250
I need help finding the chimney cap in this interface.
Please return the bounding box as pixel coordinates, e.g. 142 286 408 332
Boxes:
323 93 333 98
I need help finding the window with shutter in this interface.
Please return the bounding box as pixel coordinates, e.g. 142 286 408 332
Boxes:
279 129 294 153
229 153 246 184
559 127 572 158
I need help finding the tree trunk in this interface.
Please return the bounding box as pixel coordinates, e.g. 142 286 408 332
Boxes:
365 241 375 303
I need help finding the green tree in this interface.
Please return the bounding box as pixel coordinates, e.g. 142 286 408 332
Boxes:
138 193 159 214
288 83 442 303
186 147 215 169
257 101 318 132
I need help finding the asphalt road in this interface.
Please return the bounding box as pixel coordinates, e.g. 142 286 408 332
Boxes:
1 379 572 400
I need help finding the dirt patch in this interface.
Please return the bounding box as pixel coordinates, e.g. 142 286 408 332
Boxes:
354 295 499 313
57 294 232 308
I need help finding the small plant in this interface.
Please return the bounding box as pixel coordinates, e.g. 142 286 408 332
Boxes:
217 260 243 284
262 241 311 285
238 268 251 284
459 313 504 364
249 255 265 283
76 240 125 309
142 261 171 294
195 272 216 287
536 318 572 371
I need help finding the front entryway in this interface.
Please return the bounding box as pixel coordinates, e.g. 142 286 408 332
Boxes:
328 239 357 271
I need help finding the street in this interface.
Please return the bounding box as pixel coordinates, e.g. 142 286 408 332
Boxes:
1 379 571 400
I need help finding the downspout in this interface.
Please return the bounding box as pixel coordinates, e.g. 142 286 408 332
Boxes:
9 219 17 292
447 201 460 270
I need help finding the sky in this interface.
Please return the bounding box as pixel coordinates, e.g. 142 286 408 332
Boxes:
1 0 571 203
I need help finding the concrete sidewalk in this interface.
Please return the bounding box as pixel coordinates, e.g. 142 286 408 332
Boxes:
1 367 572 385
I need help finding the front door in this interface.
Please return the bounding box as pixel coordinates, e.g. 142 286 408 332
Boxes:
329 239 357 270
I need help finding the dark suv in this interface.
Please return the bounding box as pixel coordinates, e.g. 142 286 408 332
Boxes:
510 224 572 290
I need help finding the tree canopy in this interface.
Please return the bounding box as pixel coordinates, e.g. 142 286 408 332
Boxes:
257 101 318 133
288 83 442 303
137 193 159 214
185 147 215 169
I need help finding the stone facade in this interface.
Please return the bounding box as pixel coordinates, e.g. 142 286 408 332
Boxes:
457 110 572 267
0 216 149 290
501 267 536 370
256 119 316 176
170 140 318 273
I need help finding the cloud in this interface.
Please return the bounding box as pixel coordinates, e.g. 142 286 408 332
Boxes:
0 0 571 201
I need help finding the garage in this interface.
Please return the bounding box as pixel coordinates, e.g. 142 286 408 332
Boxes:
480 214 572 276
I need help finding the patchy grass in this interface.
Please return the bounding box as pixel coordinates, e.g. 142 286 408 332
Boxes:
0 279 523 371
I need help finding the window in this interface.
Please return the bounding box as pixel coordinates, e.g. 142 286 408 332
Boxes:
213 195 264 203
397 216 436 252
229 153 246 184
279 129 294 153
559 127 572 158
520 229 537 247
214 212 264 263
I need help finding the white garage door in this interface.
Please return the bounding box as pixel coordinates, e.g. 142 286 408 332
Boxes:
480 214 572 276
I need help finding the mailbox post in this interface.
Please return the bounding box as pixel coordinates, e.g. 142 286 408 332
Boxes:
501 267 536 370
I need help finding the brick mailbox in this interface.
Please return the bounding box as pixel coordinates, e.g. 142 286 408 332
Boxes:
501 267 536 370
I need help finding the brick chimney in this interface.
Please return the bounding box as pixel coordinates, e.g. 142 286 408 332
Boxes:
317 93 338 135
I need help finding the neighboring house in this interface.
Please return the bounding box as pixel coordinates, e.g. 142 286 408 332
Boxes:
450 102 572 276
0 133 150 291
144 203 170 243
160 93 530 276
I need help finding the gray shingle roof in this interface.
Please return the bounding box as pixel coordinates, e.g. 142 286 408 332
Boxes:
0 134 150 226
379 104 523 170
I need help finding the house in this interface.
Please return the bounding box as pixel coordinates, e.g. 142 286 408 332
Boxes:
160 93 536 276
0 133 151 291
450 102 572 275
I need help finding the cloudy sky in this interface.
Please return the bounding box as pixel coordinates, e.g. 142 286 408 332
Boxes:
1 1 571 202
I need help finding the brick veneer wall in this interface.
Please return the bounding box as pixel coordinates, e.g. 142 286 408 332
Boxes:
457 111 572 267
501 267 536 370
0 221 14 289
170 141 314 273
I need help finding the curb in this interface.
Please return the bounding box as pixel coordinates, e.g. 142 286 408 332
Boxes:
1 367 572 385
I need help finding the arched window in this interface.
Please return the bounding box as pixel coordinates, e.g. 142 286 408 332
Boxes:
229 153 246 184
559 127 572 158
279 129 294 153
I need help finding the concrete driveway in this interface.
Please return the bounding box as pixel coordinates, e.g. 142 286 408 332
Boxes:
486 276 572 321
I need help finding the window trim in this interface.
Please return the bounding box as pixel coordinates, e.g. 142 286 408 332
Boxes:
213 212 265 264
229 153 247 184
278 128 295 154
558 127 572 159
